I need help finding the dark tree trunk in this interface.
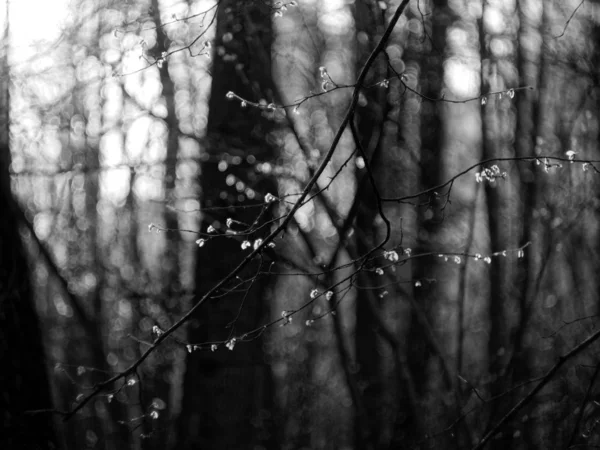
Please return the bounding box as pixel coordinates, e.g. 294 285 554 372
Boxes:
0 2 56 445
0 144 57 449
177 2 276 448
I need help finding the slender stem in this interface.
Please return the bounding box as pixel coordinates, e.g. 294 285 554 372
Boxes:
63 0 412 421
472 328 600 450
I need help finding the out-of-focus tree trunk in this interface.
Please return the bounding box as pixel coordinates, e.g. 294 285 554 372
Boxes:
353 4 390 448
177 2 276 448
0 4 56 447
353 2 425 447
418 2 489 445
268 1 358 447
0 147 58 449
140 2 182 447
479 3 522 449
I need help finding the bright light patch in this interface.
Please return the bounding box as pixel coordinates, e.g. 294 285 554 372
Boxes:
9 0 71 61
317 0 352 36
444 57 480 98
100 130 125 166
100 168 130 206
483 7 504 35
126 116 151 163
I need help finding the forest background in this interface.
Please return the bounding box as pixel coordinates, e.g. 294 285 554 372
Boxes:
1 0 600 449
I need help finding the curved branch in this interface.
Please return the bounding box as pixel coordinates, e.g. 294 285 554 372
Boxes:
63 0 413 421
472 327 600 450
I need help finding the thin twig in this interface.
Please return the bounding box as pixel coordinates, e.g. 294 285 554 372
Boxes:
63 0 413 421
554 0 585 39
472 327 600 449
567 362 600 447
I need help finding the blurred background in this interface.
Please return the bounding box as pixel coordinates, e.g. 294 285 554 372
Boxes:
1 0 600 449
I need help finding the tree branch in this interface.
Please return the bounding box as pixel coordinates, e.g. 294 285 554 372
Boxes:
472 327 600 449
63 0 413 421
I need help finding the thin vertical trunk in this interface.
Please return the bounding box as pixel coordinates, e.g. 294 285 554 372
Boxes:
143 2 181 447
479 4 522 448
419 3 487 445
353 3 390 447
354 2 425 446
268 1 358 447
